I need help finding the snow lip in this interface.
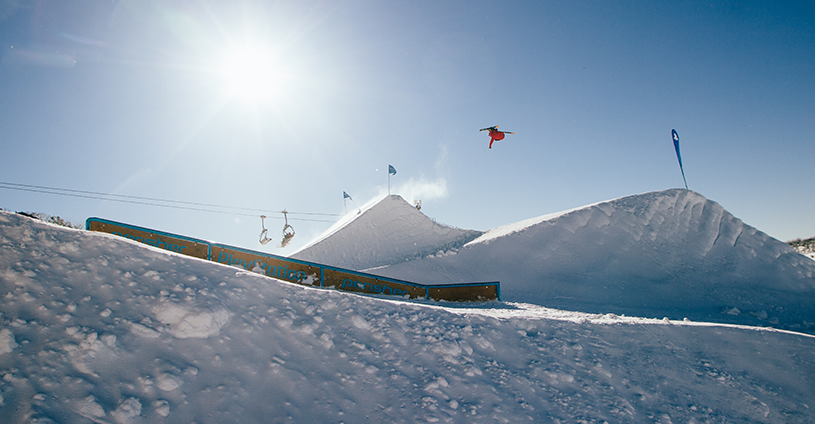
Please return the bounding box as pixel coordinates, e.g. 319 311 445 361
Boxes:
465 188 702 247
464 203 597 247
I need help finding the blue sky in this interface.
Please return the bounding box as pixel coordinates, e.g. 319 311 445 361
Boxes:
1 0 814 253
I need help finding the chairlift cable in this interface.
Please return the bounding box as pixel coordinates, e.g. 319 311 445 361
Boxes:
0 181 338 223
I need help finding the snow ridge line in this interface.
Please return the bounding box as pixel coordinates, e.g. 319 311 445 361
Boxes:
444 303 815 338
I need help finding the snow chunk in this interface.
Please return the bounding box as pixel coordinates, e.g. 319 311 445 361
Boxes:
157 373 184 391
155 400 170 417
113 397 142 423
130 323 161 339
0 329 18 354
79 395 106 419
153 302 230 339
351 315 371 330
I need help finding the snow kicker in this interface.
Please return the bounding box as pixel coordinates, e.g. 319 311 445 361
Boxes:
85 218 500 302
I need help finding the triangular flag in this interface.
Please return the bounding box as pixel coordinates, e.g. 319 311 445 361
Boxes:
672 129 688 189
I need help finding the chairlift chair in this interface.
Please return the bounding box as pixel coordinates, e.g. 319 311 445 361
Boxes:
259 215 273 245
280 210 295 248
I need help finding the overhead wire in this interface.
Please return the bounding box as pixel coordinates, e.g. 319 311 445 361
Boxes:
0 181 340 223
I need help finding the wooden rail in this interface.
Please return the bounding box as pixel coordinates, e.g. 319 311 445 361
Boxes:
86 218 500 302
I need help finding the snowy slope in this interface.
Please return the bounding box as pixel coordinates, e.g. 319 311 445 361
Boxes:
290 195 482 271
307 189 815 332
2 211 815 423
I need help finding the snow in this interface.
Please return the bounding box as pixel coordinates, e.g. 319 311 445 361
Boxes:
465 203 598 247
2 189 815 423
316 189 815 332
291 195 482 271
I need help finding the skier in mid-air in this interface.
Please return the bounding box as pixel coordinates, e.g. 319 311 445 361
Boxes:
480 126 514 149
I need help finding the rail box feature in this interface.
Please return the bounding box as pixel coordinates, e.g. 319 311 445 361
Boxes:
86 217 500 302
322 268 427 300
428 283 501 302
86 219 209 260
210 244 322 287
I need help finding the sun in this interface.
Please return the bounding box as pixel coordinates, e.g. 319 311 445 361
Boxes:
218 44 281 103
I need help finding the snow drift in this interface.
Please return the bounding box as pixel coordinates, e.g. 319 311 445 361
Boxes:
299 189 815 331
2 210 815 423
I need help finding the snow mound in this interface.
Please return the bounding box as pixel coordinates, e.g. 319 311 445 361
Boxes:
2 210 815 422
465 202 599 246
358 189 815 331
291 195 482 270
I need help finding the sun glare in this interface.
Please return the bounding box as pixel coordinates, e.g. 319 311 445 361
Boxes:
219 45 281 102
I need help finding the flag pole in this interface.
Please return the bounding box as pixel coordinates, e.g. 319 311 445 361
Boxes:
343 191 353 214
387 164 396 195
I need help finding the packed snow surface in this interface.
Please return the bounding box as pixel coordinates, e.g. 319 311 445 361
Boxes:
2 195 815 423
298 189 815 332
291 195 482 271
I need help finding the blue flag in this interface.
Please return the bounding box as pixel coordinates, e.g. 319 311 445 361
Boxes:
672 129 688 189
388 165 397 175
343 191 352 200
